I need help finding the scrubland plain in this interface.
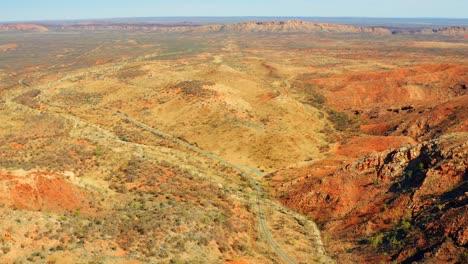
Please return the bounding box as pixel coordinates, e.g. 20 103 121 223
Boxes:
0 21 466 263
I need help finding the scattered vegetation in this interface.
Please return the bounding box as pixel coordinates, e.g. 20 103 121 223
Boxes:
327 109 360 132
55 89 103 105
171 80 216 97
15 89 41 108
115 66 148 80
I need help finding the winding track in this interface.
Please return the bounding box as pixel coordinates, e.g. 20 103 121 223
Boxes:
16 79 298 263
108 110 296 264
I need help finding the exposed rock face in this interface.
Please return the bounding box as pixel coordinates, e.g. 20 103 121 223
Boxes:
0 24 48 32
278 132 468 263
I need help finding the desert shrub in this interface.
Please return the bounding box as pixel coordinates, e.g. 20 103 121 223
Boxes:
370 232 384 247
1 245 11 254
15 89 41 108
116 67 147 79
56 88 102 105
171 80 216 97
93 146 104 156
301 91 326 109
327 109 360 131
292 80 327 108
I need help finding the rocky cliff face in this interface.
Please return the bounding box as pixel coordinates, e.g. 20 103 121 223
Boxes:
276 132 467 263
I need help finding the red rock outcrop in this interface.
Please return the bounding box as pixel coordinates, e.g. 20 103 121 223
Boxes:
274 132 468 263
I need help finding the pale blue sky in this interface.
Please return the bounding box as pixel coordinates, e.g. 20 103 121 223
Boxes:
1 0 467 22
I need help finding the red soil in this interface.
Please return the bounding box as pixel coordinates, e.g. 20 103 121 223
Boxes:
308 64 468 109
334 135 416 158
271 133 468 263
95 60 108 65
0 170 96 214
226 259 251 264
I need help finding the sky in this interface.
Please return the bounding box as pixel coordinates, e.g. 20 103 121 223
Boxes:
1 0 467 22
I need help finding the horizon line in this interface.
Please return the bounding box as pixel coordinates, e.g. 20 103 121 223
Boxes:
2 15 468 24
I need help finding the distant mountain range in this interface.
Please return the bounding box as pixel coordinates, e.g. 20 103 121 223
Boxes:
0 20 466 37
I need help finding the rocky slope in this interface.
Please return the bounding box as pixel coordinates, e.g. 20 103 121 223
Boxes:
388 95 468 141
310 64 468 109
304 63 468 142
272 132 468 263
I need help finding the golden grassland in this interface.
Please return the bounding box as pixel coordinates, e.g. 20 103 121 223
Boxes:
0 30 466 263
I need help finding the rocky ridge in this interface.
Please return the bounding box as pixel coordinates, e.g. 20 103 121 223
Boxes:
0 20 392 34
277 132 468 263
2 20 466 37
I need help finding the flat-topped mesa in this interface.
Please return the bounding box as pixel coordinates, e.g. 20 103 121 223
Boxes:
185 20 391 34
0 23 49 32
55 20 393 34
212 20 393 34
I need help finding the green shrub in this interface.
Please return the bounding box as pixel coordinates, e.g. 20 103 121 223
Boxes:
370 232 384 247
93 147 104 156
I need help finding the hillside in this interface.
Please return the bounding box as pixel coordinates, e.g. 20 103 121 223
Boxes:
0 19 467 263
271 133 467 263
